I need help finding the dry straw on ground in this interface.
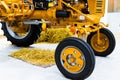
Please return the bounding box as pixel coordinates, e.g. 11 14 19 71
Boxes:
37 28 73 43
10 48 55 67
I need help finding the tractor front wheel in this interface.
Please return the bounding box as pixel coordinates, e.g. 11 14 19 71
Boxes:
55 37 95 80
87 28 116 57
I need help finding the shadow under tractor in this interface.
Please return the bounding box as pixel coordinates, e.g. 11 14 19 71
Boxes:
0 0 116 80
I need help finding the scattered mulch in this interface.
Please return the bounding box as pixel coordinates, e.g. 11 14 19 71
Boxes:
10 48 55 67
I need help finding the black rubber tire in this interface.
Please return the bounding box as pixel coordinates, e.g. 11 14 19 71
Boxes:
87 28 116 57
55 37 95 80
1 22 42 47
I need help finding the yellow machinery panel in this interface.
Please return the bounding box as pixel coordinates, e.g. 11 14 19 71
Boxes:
88 0 105 16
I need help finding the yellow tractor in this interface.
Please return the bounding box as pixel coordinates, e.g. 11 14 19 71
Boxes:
0 0 115 80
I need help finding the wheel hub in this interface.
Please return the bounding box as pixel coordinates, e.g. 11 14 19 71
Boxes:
91 33 109 52
61 46 85 74
67 54 76 66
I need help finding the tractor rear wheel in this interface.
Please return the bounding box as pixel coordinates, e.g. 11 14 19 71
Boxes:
87 28 116 57
1 22 42 47
55 37 95 80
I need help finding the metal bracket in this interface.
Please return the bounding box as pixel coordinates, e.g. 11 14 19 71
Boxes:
23 20 50 25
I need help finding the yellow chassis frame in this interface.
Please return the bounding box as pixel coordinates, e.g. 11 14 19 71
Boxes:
0 0 107 43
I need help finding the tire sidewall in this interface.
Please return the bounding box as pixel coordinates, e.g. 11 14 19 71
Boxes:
87 28 116 56
55 37 95 79
2 22 42 46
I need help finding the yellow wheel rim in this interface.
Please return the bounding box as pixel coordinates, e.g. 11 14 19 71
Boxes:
61 46 85 73
91 33 109 52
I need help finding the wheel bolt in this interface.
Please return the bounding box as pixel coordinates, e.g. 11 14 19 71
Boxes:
78 64 81 67
74 50 77 54
63 53 66 56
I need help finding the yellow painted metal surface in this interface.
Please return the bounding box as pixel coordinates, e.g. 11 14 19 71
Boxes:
0 0 107 39
88 0 105 16
91 33 109 52
61 47 85 73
